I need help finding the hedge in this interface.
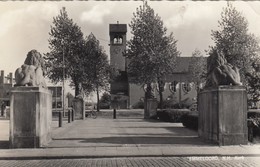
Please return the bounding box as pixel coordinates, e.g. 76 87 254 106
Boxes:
181 112 198 130
157 109 191 122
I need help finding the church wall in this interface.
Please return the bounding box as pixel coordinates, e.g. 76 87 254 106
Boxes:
129 82 198 109
161 82 197 107
129 83 145 108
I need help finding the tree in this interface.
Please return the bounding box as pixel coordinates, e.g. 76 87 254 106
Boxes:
126 2 180 108
100 92 111 104
211 2 260 83
83 33 111 112
45 7 86 96
99 92 111 109
66 92 74 107
211 2 260 105
246 61 260 108
188 49 207 90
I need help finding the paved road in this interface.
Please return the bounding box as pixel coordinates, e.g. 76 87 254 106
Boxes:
0 157 259 167
47 118 209 148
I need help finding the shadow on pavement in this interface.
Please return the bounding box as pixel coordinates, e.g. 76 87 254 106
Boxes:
52 136 211 146
0 141 9 149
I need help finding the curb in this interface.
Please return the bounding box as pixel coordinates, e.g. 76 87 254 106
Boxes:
1 154 260 160
1 145 260 160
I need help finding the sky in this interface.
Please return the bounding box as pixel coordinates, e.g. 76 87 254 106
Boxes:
0 1 260 96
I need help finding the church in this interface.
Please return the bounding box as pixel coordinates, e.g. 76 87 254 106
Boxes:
109 23 205 110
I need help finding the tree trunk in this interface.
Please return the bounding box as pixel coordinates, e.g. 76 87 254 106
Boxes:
75 83 79 97
96 85 100 112
158 80 165 109
145 83 154 99
159 91 163 109
75 82 82 98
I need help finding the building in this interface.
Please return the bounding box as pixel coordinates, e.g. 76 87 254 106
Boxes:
109 23 207 109
48 86 63 109
109 23 129 109
0 71 64 110
128 57 205 109
48 86 74 110
0 70 14 107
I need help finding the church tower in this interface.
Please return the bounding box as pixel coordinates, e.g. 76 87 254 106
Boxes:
109 22 127 71
109 22 129 109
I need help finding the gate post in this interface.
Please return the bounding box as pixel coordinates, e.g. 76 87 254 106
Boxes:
59 110 62 127
10 87 52 148
68 109 71 123
144 98 157 119
113 109 116 119
198 86 248 145
73 98 85 120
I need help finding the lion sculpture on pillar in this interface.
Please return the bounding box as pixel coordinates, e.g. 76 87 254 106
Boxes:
205 50 242 88
15 50 47 88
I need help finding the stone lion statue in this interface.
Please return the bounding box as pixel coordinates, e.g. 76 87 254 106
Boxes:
15 50 47 88
205 50 242 88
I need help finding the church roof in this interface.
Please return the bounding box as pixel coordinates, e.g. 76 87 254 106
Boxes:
174 56 207 73
109 24 127 34
163 56 207 82
174 57 192 73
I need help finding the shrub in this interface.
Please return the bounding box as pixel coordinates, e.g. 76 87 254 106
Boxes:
248 111 260 142
181 112 198 130
160 99 194 110
99 103 110 109
157 109 191 122
172 103 190 109
161 100 176 109
132 101 144 109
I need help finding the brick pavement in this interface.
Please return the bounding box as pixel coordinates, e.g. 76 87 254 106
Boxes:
0 157 259 167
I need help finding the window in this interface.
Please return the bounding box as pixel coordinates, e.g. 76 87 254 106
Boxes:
169 81 178 93
156 82 167 92
182 82 192 94
113 35 123 44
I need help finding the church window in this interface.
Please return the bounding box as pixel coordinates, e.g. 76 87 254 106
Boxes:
182 82 192 94
156 82 167 92
169 81 178 93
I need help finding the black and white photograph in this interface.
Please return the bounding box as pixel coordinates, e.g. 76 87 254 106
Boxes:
0 0 260 166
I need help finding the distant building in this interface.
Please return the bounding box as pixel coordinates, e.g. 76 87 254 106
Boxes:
0 70 73 112
0 70 14 107
48 86 63 109
48 86 74 110
0 71 64 109
109 23 207 109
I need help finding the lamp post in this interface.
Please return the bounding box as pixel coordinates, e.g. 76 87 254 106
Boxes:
63 43 65 118
59 42 65 128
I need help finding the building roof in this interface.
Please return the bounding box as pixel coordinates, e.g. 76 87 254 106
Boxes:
174 57 192 73
109 24 127 34
174 56 207 73
165 56 207 82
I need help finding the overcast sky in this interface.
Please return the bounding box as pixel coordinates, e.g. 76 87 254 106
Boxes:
1 1 260 89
